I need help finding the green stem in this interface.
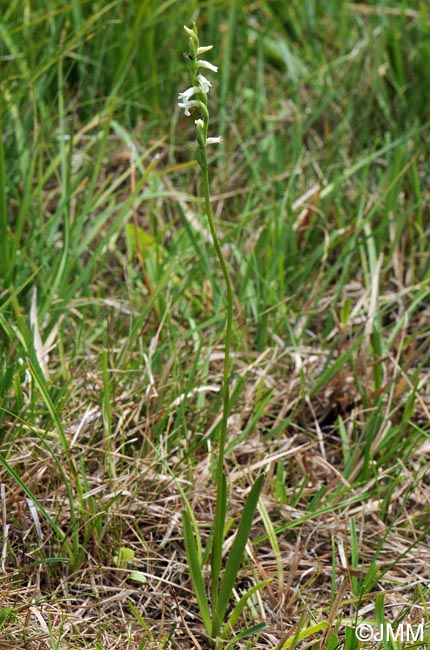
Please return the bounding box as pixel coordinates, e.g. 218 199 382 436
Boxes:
200 149 233 479
198 143 233 634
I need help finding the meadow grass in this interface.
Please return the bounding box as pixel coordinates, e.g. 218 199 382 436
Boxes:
1 1 430 647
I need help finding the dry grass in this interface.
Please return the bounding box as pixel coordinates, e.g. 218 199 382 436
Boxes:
2 328 430 647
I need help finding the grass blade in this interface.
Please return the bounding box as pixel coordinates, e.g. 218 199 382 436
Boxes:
0 114 9 285
223 621 267 649
221 578 272 639
211 469 227 615
182 509 212 635
0 453 70 554
214 474 264 637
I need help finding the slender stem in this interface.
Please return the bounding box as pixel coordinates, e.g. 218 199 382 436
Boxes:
199 149 233 471
199 144 233 634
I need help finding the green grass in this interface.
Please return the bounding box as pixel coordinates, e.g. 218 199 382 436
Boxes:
1 0 430 647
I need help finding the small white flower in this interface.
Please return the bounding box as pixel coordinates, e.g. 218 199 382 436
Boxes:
178 86 199 102
197 44 213 55
178 87 201 115
195 119 204 128
197 60 218 73
178 99 199 116
206 136 223 144
197 74 211 94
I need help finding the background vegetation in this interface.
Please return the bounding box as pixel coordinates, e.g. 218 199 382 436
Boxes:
1 0 429 647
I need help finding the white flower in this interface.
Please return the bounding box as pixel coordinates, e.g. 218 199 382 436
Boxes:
197 74 211 93
178 86 199 102
197 60 218 73
206 136 223 144
178 99 198 116
195 119 204 128
197 45 213 55
178 87 201 115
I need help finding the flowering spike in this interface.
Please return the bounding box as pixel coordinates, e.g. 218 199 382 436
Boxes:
178 25 221 144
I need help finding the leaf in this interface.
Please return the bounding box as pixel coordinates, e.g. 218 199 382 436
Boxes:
129 571 147 584
114 546 135 568
214 474 264 637
221 579 272 639
0 607 12 629
280 621 329 650
211 470 227 611
125 223 155 258
0 115 9 283
0 453 70 553
327 631 339 650
258 498 283 592
223 622 267 649
182 509 212 635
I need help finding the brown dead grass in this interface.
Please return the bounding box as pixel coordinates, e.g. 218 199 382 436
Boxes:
2 326 430 648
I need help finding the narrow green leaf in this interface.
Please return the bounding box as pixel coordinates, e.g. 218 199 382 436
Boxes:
127 600 153 637
182 510 212 635
26 358 82 563
223 621 267 649
9 154 36 279
0 454 69 552
221 579 272 639
280 621 330 650
211 470 227 613
0 113 9 284
349 517 359 595
337 416 351 467
258 498 283 592
215 474 264 635
0 607 12 628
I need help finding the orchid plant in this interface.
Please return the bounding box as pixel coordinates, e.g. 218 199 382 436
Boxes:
178 23 265 646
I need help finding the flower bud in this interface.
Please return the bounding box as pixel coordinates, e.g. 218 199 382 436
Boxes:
194 119 206 148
